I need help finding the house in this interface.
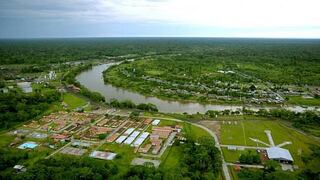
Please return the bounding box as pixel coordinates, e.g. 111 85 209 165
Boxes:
266 147 294 163
17 82 32 93
13 165 27 172
0 88 8 93
51 134 69 142
152 126 173 138
150 134 163 155
152 119 160 126
138 144 152 153
89 126 113 136
67 85 81 93
152 145 161 154
144 118 152 125
106 133 120 143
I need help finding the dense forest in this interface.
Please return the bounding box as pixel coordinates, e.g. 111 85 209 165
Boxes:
0 87 60 130
1 38 320 64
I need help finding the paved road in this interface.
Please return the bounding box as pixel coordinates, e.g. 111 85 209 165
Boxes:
265 130 275 146
45 141 72 159
192 123 231 180
226 162 264 169
110 113 231 180
220 144 267 150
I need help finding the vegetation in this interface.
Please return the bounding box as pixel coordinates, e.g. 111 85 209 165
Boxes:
255 109 320 137
0 136 222 179
63 93 86 110
104 45 320 105
178 137 222 179
286 96 320 106
0 87 60 130
62 63 105 102
239 150 261 164
109 99 158 112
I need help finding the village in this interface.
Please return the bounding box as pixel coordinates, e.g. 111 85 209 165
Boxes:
8 109 185 170
118 67 320 105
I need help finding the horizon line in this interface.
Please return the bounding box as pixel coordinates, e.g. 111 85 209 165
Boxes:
1 36 320 40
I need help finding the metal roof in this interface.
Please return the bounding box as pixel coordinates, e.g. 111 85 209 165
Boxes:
266 147 293 161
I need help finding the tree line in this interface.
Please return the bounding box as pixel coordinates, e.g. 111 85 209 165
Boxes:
0 88 60 130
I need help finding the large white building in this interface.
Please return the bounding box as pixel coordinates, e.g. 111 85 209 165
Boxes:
266 147 293 163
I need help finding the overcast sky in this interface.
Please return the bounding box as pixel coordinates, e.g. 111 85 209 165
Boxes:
0 0 320 38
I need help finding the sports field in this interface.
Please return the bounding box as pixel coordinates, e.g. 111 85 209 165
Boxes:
63 93 87 109
220 120 319 167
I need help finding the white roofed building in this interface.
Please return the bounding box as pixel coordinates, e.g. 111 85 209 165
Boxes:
266 147 293 163
152 119 160 126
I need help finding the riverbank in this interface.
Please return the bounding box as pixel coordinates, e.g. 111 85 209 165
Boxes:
76 63 319 114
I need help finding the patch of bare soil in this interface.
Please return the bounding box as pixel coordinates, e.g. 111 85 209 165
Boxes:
199 121 221 142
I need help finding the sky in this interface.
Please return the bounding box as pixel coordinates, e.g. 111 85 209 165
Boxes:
0 0 320 38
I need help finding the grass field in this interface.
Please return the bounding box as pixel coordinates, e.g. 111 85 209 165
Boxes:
0 134 15 148
221 147 253 163
63 93 87 109
160 146 182 170
220 120 319 167
98 143 136 174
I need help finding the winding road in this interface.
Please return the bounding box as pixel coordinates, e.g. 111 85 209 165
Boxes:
108 112 231 180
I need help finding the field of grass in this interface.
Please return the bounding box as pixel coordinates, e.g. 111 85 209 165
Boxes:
183 122 211 140
98 143 136 174
160 146 182 170
221 147 253 163
0 133 15 148
63 93 87 109
220 120 319 167
286 96 320 106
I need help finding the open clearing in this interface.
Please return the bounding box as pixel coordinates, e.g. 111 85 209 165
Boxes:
63 93 87 109
219 119 319 167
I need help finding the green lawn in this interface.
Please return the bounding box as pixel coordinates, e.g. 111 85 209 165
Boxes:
63 93 87 109
220 120 319 167
221 147 250 163
0 134 15 148
286 96 320 106
183 122 211 140
160 146 182 170
98 143 136 174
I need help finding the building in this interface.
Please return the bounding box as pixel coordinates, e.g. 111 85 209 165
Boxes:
138 144 152 153
266 147 294 163
107 133 120 143
51 134 69 142
152 119 160 126
152 126 173 138
13 165 27 172
152 144 161 154
144 118 152 124
89 126 113 135
90 151 117 160
18 142 38 149
17 82 32 93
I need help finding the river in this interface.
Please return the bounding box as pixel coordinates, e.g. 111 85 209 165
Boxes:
76 63 318 114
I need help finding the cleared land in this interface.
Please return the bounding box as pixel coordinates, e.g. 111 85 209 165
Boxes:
63 93 87 109
219 119 318 167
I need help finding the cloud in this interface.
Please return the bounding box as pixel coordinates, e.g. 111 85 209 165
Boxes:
0 0 319 37
1 0 320 27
